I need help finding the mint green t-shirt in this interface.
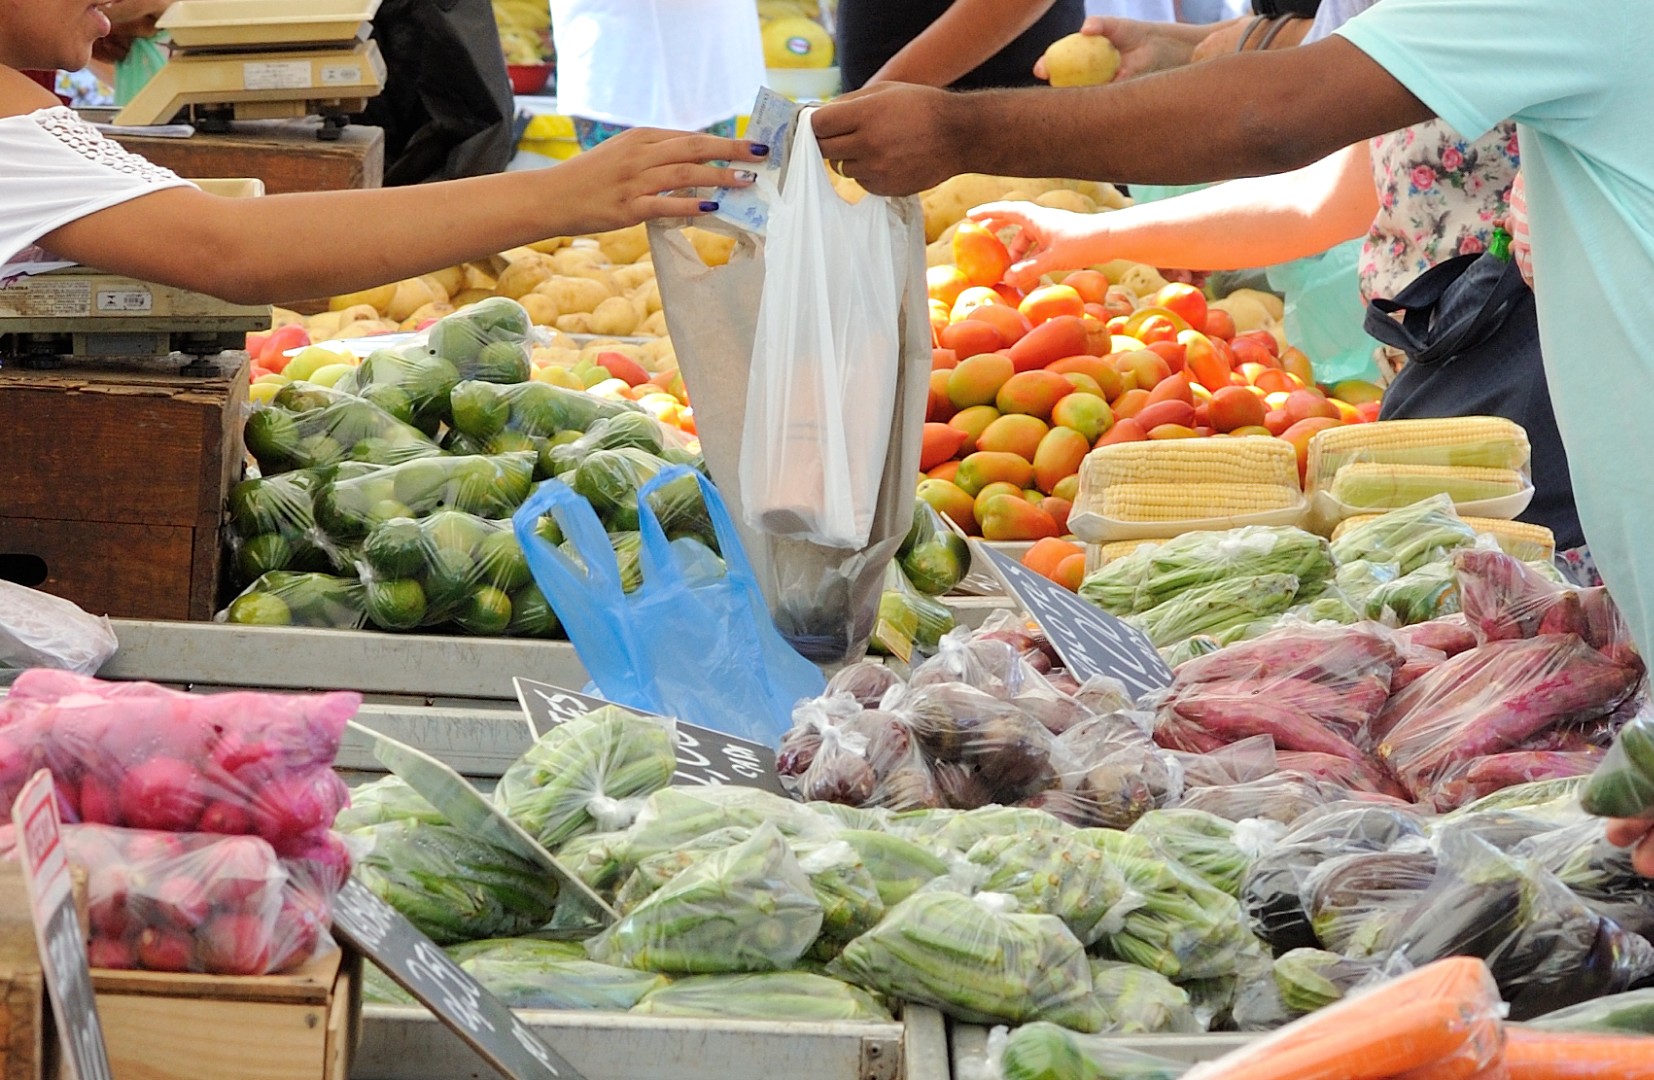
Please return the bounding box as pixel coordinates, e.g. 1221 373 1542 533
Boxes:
1338 0 1654 655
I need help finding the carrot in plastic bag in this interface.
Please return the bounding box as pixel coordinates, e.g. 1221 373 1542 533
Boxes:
1504 1025 1654 1080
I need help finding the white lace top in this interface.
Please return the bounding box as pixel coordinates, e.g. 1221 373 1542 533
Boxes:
0 106 193 267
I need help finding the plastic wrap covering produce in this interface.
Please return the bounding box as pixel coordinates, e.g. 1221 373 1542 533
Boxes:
1386 831 1654 1020
1086 961 1201 1035
612 826 750 914
335 775 445 833
315 452 536 543
962 831 1141 948
1153 622 1401 767
1126 809 1253 897
1239 803 1426 956
993 1022 1191 1080
586 824 824 974
1524 988 1654 1035
1584 701 1654 819
1230 948 1386 1032
0 671 352 854
895 805 1073 856
0 823 343 975
830 888 1102 1031
354 509 558 635
836 829 950 907
225 468 354 588
1212 597 1363 649
631 972 895 1022
443 938 668 1010
0 582 115 677
1166 735 1279 790
1457 547 1640 663
1514 818 1654 938
333 345 461 437
1124 574 1303 651
1086 527 1335 618
1374 633 1640 810
245 382 443 475
898 502 970 597
418 297 535 385
1085 830 1264 982
898 682 1061 808
1025 718 1182 831
351 818 559 945
492 706 676 849
1328 495 1479 574
1180 957 1504 1080
1172 774 1351 826
1302 848 1437 958
871 563 957 660
219 571 367 629
1361 560 1461 626
445 380 650 474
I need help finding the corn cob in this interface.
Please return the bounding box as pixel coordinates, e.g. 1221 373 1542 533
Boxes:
1328 463 1528 510
1097 482 1301 523
1082 436 1299 492
1305 416 1530 491
1086 539 1169 577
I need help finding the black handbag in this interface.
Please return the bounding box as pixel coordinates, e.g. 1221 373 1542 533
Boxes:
1363 252 1583 550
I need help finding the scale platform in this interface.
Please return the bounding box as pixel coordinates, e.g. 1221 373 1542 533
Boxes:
0 179 272 371
113 0 386 135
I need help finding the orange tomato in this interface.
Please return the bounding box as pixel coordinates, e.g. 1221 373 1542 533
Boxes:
966 302 1034 346
1152 282 1208 332
939 319 1006 361
1061 270 1110 306
951 221 1013 287
1018 284 1086 325
926 265 970 308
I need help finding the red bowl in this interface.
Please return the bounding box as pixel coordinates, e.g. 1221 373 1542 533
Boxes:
508 63 553 96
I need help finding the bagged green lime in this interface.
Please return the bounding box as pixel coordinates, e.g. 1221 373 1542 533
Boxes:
631 973 893 1022
572 447 666 531
423 298 533 381
245 386 442 475
357 509 549 635
316 452 535 542
218 571 365 629
225 468 342 586
337 347 461 435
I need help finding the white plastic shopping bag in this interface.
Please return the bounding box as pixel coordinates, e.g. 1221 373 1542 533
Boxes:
739 108 908 550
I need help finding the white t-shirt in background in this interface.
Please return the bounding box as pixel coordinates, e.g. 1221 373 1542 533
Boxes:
550 0 765 131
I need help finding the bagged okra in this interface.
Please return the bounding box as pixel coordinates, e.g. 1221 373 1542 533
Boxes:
336 775 446 833
1085 961 1200 1035
315 452 537 543
993 1022 1190 1080
837 828 950 907
335 346 462 436
794 838 887 958
446 937 668 1010
218 571 366 629
244 383 443 475
586 823 824 974
1126 809 1253 897
1129 527 1334 616
964 831 1141 947
1230 948 1383 1031
831 889 1103 1031
1327 495 1478 574
493 706 678 849
631 972 893 1022
1123 573 1301 650
613 827 753 913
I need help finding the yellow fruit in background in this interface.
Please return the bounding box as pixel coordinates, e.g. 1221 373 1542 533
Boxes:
763 17 833 69
519 293 559 326
1041 33 1121 87
685 228 736 268
328 283 395 314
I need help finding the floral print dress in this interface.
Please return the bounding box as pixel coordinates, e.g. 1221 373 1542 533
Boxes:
1360 119 1521 302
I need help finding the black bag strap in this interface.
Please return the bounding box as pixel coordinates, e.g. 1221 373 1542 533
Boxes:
1363 253 1531 368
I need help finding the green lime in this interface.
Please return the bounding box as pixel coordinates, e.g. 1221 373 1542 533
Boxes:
474 340 530 384
225 590 292 626
532 515 564 548
363 519 427 577
425 510 488 555
468 296 532 340
327 398 396 444
474 529 531 592
485 430 536 455
245 409 302 470
365 498 416 527
228 477 284 535
296 433 345 468
442 429 489 456
273 382 337 413
427 315 485 366
361 384 415 424
422 547 476 610
366 578 427 631
236 532 292 583
448 381 511 440
507 586 561 638
454 585 512 636
392 458 453 508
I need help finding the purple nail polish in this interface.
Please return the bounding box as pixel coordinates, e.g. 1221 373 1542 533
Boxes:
699 200 720 212
750 143 770 156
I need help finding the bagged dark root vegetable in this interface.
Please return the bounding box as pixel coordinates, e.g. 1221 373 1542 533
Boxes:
1456 548 1641 667
1173 773 1346 826
1032 716 1181 830
1230 948 1385 1031
824 662 904 709
908 628 1035 699
1302 848 1437 958
245 383 444 476
900 682 1062 804
0 671 353 855
1 823 344 975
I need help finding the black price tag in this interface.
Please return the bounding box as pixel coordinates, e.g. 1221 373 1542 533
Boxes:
972 542 1173 698
513 678 789 797
12 771 113 1080
332 880 579 1080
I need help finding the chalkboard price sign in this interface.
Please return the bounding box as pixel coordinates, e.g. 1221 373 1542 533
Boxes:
972 542 1173 699
513 678 788 797
12 771 113 1080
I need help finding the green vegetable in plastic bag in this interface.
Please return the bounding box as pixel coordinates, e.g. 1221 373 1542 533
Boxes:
896 805 1073 855
1087 960 1200 1035
1124 574 1300 650
631 973 893 1022
997 1021 1189 1080
1328 495 1477 574
1159 635 1222 669
838 829 950 907
1362 559 1460 626
493 706 678 849
219 571 365 629
612 827 753 914
1134 527 1333 614
353 820 560 944
1079 544 1157 617
1127 810 1251 897
1524 988 1654 1035
225 468 342 586
871 564 957 659
1583 706 1654 819
966 831 1139 947
586 824 824 974
572 447 666 531
795 839 887 960
245 387 443 475
316 452 536 541
337 775 446 833
338 347 462 435
446 938 668 1010
424 298 533 382
899 502 969 597
831 890 1103 1031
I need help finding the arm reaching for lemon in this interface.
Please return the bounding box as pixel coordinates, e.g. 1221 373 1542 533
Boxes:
1034 16 1212 83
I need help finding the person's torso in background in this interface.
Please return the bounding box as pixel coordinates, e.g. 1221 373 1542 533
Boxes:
837 0 1085 92
1083 0 1176 19
1173 0 1251 23
1361 119 1519 302
550 0 765 130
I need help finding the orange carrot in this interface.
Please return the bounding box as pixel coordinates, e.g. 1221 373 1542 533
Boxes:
1202 998 1475 1080
1506 1026 1654 1080
1268 957 1500 1058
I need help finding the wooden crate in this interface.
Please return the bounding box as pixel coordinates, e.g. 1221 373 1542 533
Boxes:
0 864 47 1080
84 947 359 1080
0 355 247 621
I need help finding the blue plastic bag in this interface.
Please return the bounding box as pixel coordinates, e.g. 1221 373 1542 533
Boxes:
513 466 825 747
1266 240 1382 385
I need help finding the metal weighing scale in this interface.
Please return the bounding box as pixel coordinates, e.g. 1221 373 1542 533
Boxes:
0 180 272 373
114 0 387 139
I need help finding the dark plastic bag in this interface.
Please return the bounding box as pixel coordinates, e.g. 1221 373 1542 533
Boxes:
514 465 825 747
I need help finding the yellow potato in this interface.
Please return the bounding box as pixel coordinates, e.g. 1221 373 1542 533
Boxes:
638 329 673 365
593 224 650 265
426 265 467 299
1042 33 1121 87
538 276 611 315
611 263 655 291
1033 189 1097 214
270 306 305 328
399 301 455 330
519 293 560 326
532 345 581 368
635 279 663 316
554 313 592 334
495 257 553 300
685 228 735 267
385 276 449 323
462 263 498 290
527 237 566 255
1119 264 1170 299
1228 287 1286 322
589 295 641 337
564 266 619 294
303 311 343 341
1210 294 1274 333
327 283 396 315
450 287 495 308
544 330 579 350
550 246 604 275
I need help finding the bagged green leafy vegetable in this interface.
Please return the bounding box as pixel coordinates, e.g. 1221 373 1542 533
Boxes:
353 820 559 944
336 775 446 832
1328 495 1477 574
445 937 668 1010
965 831 1140 947
493 706 677 849
631 973 894 1022
831 890 1102 1031
1133 527 1333 614
994 1021 1190 1080
586 824 824 974
218 571 365 629
1087 961 1200 1035
1124 574 1300 650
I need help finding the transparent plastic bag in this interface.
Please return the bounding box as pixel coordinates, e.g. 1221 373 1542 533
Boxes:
823 662 904 709
1515 818 1654 939
831 889 1102 1031
516 466 825 746
1086 961 1202 1035
335 775 445 832
218 571 366 629
419 296 535 384
1127 809 1255 898
870 563 957 661
740 111 905 550
1124 573 1301 650
1231 948 1386 1032
0 823 343 975
1173 774 1346 826
244 383 443 475
0 671 354 855
493 705 677 849
909 627 1033 699
1363 560 1461 627
898 502 970 597
315 451 537 544
993 1021 1191 1080
587 823 824 974
446 379 648 468
900 682 1062 807
1303 848 1438 958
1033 717 1182 830
0 581 115 675
1456 548 1640 665
446 938 668 1010
964 831 1142 948
1329 495 1479 574
1374 633 1642 810
336 345 463 436
224 467 351 588
1583 700 1654 819
631 972 893 1022
1128 527 1335 616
